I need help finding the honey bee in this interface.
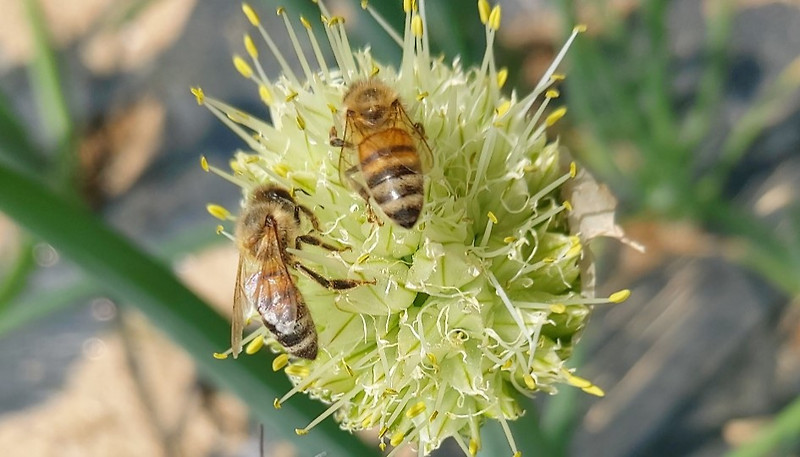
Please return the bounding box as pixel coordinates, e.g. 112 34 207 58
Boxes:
330 78 432 229
232 184 372 359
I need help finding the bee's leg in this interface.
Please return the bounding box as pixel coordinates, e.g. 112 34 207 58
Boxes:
293 261 375 290
329 126 354 148
292 205 303 227
343 166 383 226
364 205 382 226
296 234 350 253
413 122 426 138
296 204 323 232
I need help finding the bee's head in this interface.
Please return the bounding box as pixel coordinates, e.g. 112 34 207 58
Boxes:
344 80 397 128
355 104 388 127
251 185 294 205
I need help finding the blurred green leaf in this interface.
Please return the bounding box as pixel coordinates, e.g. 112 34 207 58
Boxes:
707 201 800 296
700 55 800 203
726 395 800 457
540 356 584 453
0 90 45 177
681 0 735 149
0 162 379 457
0 279 97 337
511 401 561 457
476 419 517 457
24 0 76 192
641 0 678 156
0 227 224 338
0 237 36 312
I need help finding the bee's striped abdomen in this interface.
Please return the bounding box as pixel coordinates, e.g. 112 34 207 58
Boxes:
359 128 423 229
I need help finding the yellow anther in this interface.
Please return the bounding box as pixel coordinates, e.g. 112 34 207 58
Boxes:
356 252 370 264
383 388 399 396
563 200 573 211
273 398 282 409
478 0 490 24
497 67 508 88
426 352 438 365
411 15 423 37
272 353 290 371
255 86 271 106
361 0 368 9
495 99 511 117
300 16 311 29
582 384 606 397
327 103 338 114
502 359 513 370
320 14 328 25
566 373 593 389
226 109 250 124
245 335 264 354
569 161 577 178
244 34 258 58
343 361 354 377
371 64 380 76
469 438 480 455
190 87 205 105
295 428 308 436
503 236 517 243
543 257 554 263
206 204 231 220
403 0 417 12
405 401 427 418
566 242 582 258
609 289 631 303
514 452 523 457
285 90 298 102
285 365 310 377
549 303 566 314
545 89 560 99
273 162 289 177
233 55 253 79
361 414 373 428
523 374 536 389
574 24 588 33
488 4 501 30
416 91 429 101
429 410 439 421
200 155 209 172
242 3 260 26
215 225 224 235
212 352 228 360
390 431 405 447
296 114 306 130
379 442 386 451
545 107 567 126
378 426 389 439
276 6 285 15
487 211 498 224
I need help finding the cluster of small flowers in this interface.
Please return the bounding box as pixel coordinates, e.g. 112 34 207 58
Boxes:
193 1 630 455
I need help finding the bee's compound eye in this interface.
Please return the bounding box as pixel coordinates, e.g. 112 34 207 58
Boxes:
269 187 294 203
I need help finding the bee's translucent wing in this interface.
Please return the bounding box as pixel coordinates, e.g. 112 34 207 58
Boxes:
338 113 371 202
394 101 434 172
251 222 300 333
231 254 249 358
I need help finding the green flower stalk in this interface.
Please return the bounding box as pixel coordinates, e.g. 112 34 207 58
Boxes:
194 1 631 455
